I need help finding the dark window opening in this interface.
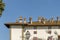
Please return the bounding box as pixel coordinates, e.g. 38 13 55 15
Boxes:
34 31 37 34
48 26 51 29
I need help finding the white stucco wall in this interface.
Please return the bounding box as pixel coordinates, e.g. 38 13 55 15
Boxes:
10 26 60 40
11 26 22 40
24 26 48 40
24 26 60 40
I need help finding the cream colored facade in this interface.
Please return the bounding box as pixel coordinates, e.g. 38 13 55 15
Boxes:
8 25 60 40
10 26 22 40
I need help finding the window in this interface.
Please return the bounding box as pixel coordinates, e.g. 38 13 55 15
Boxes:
34 31 37 34
34 26 37 29
58 26 60 29
52 26 59 29
48 26 51 29
33 26 37 34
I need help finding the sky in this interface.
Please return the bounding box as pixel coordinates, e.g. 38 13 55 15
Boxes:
0 0 60 40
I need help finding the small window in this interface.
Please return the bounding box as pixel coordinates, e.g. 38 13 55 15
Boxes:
48 26 51 29
34 31 37 34
52 26 58 29
34 27 37 29
58 26 60 29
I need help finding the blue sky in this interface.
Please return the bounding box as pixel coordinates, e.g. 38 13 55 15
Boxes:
0 0 60 40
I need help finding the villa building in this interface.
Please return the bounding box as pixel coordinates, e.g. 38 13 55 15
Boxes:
5 16 60 40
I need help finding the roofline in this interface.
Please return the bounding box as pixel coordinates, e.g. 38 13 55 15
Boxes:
5 22 60 28
4 23 28 28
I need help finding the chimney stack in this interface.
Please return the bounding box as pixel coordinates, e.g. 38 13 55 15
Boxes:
57 16 60 21
41 17 46 24
49 16 54 23
38 16 47 24
38 16 41 22
24 17 26 23
29 17 32 24
19 16 23 23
